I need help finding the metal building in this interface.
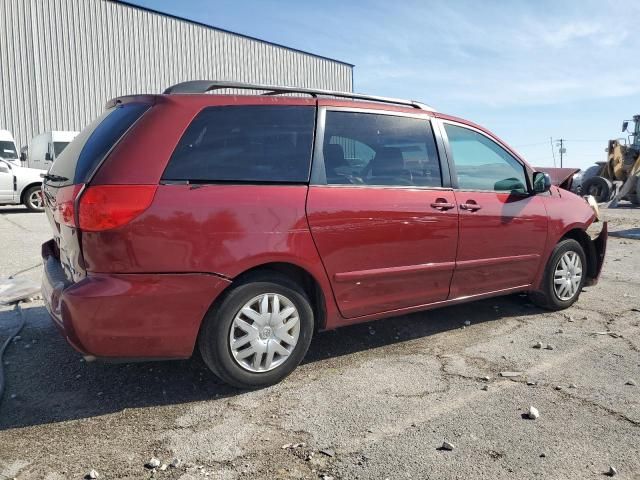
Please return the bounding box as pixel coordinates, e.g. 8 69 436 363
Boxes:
0 0 353 149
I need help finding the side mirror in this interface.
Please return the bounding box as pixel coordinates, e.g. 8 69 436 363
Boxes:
45 152 52 161
20 152 26 162
533 171 552 194
622 121 629 133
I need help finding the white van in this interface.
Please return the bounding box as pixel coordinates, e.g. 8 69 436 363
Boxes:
26 130 79 170
0 130 20 166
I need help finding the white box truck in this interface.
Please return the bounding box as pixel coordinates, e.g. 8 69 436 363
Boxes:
26 130 79 169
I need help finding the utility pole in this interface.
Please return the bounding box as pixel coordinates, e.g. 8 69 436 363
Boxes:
555 138 566 167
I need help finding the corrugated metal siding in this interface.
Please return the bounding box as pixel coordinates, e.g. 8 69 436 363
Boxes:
0 0 353 149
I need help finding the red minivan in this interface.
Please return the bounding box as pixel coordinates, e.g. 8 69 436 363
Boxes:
41 81 607 388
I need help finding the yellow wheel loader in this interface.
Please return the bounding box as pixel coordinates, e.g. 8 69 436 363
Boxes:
581 115 640 207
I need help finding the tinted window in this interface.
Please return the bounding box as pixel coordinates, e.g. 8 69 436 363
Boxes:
163 106 315 183
322 111 441 187
444 123 527 193
49 103 149 185
53 142 70 158
0 141 18 159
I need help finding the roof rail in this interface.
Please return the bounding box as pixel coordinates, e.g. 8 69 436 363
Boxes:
162 80 435 112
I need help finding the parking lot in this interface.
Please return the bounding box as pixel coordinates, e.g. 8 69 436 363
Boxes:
0 205 639 480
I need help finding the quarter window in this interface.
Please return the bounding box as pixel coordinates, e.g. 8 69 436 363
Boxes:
444 123 527 193
322 111 441 187
163 106 315 183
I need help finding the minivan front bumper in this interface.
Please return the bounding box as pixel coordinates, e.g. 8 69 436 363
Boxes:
42 239 231 359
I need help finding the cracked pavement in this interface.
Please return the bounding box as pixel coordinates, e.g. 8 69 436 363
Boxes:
0 204 639 479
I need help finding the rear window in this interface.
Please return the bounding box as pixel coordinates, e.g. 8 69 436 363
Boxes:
162 105 315 183
49 103 149 185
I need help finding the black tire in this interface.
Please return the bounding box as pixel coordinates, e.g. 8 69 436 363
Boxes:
581 176 612 202
632 176 640 206
23 185 44 212
529 239 587 311
198 272 314 389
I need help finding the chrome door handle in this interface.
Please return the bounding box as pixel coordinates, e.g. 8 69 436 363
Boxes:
460 202 482 211
430 200 456 211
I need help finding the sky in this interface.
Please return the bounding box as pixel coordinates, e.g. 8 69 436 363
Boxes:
130 0 640 170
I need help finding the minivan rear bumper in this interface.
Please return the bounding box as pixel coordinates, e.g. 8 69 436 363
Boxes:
42 239 231 358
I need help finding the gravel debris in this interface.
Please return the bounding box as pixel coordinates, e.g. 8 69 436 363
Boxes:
500 371 523 377
169 458 181 468
607 465 618 476
85 470 99 479
544 344 555 350
463 320 471 326
569 383 577 389
625 379 637 386
146 457 161 469
533 342 543 349
555 385 563 391
481 385 489 391
440 440 455 451
526 381 537 386
527 406 540 420
320 448 335 457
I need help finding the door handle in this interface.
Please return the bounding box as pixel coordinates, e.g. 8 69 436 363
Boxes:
460 202 482 212
430 198 456 211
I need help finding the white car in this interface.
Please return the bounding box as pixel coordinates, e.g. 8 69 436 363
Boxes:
0 158 47 212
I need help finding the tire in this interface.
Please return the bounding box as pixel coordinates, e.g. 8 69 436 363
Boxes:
198 272 314 389
529 239 587 311
23 185 44 212
632 176 640 206
581 176 612 203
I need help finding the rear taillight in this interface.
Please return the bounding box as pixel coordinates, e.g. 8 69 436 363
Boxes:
78 185 157 232
54 184 84 227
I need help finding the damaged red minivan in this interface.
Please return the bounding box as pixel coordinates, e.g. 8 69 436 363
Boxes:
42 81 607 388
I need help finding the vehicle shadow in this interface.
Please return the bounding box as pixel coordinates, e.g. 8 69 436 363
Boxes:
0 206 36 215
0 295 542 430
609 227 640 240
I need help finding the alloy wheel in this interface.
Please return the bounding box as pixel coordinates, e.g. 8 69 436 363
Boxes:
29 190 43 209
553 251 583 301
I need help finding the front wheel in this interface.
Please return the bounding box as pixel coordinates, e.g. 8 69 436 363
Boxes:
198 273 314 389
529 239 587 311
23 185 44 212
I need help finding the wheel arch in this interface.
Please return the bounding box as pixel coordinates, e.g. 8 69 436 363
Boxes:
560 228 598 281
20 182 42 204
206 262 328 332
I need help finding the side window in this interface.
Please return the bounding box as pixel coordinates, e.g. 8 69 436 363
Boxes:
322 111 441 187
444 123 527 193
163 106 315 183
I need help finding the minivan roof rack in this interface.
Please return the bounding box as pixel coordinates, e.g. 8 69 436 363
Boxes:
162 80 436 112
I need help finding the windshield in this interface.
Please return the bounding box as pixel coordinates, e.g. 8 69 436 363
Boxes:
0 141 18 159
53 141 70 158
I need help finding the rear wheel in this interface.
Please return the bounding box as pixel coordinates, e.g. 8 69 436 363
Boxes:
581 176 612 202
198 273 314 389
529 239 586 311
23 185 44 212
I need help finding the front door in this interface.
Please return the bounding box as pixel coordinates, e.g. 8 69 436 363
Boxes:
306 108 458 319
441 122 548 298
